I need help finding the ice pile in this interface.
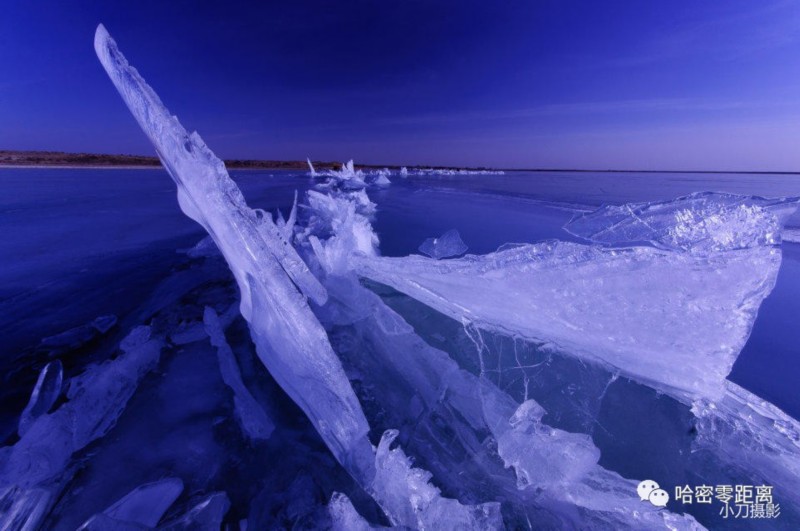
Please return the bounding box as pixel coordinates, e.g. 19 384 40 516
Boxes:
0 326 163 529
307 159 392 190
93 24 500 530
565 192 798 252
405 167 505 176
8 23 789 530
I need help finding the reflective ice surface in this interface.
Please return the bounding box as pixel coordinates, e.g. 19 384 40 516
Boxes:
2 24 800 531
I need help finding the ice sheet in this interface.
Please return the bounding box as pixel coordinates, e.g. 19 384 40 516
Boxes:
352 191 796 402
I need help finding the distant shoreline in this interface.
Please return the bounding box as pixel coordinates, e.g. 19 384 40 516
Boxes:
1 150 799 175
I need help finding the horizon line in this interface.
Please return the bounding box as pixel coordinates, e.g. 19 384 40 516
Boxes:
2 149 800 175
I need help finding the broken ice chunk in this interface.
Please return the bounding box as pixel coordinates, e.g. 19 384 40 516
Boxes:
203 306 274 441
183 235 220 258
95 24 373 488
418 229 468 259
38 314 117 354
78 478 183 530
354 192 789 403
565 191 799 253
3 325 163 489
0 487 51 531
18 360 63 437
0 326 163 530
371 429 503 529
159 492 231 531
492 399 600 489
691 381 800 516
328 493 385 531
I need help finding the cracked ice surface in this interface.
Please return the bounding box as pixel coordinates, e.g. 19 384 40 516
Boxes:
353 192 798 402
565 191 799 252
94 24 505 529
305 192 704 529
82 22 800 530
0 326 163 529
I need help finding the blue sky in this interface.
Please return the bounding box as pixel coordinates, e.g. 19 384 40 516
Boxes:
2 1 800 170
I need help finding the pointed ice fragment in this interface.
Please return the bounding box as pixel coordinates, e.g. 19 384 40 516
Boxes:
328 493 386 531
159 492 231 531
94 25 374 485
371 430 503 530
79 478 183 530
307 157 317 177
204 306 274 441
418 229 468 259
18 360 63 437
352 193 797 402
0 326 163 530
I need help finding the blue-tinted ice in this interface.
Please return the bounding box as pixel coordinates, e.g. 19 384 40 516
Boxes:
418 229 468 259
2 22 800 531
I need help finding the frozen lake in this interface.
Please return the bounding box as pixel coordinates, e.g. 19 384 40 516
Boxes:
2 166 800 529
3 167 799 418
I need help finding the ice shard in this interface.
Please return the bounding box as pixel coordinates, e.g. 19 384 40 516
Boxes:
94 24 375 483
37 314 117 355
306 197 703 529
690 381 800 515
371 430 503 530
351 192 798 402
160 493 231 531
17 359 62 437
0 326 163 530
78 478 184 530
328 493 385 531
418 229 468 259
94 27 515 529
204 306 274 441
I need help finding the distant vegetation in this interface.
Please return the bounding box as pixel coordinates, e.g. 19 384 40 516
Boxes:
0 150 344 170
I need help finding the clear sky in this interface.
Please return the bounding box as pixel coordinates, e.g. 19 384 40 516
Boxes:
3 1 800 170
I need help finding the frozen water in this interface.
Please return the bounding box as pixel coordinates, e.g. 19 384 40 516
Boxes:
159 492 231 530
95 26 506 530
352 191 797 402
313 271 703 529
183 235 219 258
95 24 375 485
418 229 468 259
38 314 117 354
565 191 799 252
78 478 184 529
328 492 385 530
0 22 771 531
17 359 62 437
203 306 274 440
493 399 600 489
371 429 503 530
0 325 163 529
690 381 800 512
